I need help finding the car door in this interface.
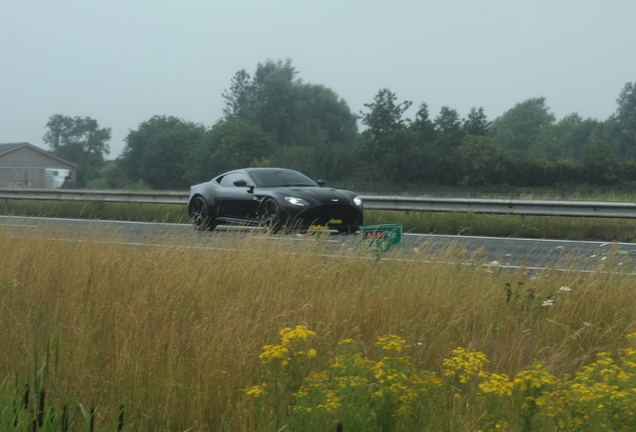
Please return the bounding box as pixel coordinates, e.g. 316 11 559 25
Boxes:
218 172 259 220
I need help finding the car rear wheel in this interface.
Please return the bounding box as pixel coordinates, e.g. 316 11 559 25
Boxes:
260 199 282 233
190 197 216 231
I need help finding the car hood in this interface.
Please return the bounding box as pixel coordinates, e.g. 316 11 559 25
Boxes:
265 187 356 205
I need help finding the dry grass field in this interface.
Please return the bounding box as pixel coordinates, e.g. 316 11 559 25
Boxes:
2 222 636 430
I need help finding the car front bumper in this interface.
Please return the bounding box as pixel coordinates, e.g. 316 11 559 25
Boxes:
280 203 363 229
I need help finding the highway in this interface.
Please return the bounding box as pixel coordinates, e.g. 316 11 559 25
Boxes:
2 215 636 274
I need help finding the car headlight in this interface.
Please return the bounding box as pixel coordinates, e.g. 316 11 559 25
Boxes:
285 196 310 206
353 196 362 206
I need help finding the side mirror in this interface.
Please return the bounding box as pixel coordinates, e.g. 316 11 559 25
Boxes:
317 179 326 187
234 179 255 193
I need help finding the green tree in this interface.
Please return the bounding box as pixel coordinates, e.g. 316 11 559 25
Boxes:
222 69 255 122
612 81 636 159
269 142 355 183
434 106 465 154
120 116 206 189
43 114 111 187
562 117 604 160
582 140 619 184
456 135 506 186
360 88 412 142
463 107 491 136
185 120 276 184
296 84 358 148
493 97 555 160
95 160 128 190
531 114 605 161
410 103 436 142
358 89 414 183
402 103 443 184
425 106 465 184
222 59 357 149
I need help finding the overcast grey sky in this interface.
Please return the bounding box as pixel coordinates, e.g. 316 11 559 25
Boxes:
2 1 635 159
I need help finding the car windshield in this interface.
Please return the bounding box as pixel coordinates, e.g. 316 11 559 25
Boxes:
250 170 317 188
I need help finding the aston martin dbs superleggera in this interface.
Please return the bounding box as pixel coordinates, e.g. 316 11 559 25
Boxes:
188 168 363 233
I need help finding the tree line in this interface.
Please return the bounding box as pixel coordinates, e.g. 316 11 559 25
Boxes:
43 59 636 192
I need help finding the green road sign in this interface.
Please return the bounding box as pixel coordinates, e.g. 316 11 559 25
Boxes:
361 224 403 253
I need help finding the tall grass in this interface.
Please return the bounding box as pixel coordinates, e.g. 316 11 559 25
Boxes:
1 223 636 430
0 327 133 432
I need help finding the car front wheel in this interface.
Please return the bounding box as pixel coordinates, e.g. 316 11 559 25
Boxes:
190 197 216 231
260 199 282 233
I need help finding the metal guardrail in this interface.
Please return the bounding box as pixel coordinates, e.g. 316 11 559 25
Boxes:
361 196 636 219
0 188 189 205
1 188 636 219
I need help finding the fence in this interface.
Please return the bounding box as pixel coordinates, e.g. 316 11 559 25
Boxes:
2 188 636 219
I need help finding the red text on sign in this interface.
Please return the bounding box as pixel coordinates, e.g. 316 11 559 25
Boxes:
365 230 383 240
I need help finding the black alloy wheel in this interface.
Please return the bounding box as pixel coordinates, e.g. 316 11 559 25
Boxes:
260 199 282 233
191 197 216 231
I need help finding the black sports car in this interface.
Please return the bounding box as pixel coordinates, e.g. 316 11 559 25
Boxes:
188 168 363 233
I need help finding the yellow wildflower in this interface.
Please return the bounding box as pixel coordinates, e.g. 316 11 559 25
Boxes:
280 325 316 346
479 372 513 397
375 335 411 354
443 347 489 384
259 344 289 363
513 361 557 392
245 383 267 398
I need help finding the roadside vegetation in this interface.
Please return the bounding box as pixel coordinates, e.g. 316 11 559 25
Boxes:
0 200 188 224
2 198 636 242
35 61 636 198
2 224 636 430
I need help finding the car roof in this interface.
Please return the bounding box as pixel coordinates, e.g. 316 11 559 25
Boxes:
214 167 298 180
242 167 294 173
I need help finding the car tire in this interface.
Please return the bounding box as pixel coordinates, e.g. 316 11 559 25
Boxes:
190 197 216 231
260 199 282 233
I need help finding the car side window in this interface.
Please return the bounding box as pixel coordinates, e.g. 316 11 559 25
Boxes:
220 173 251 187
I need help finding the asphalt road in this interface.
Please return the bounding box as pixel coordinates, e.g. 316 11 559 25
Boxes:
2 215 636 274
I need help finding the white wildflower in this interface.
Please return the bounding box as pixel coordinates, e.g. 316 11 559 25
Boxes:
559 286 571 292
542 299 555 307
